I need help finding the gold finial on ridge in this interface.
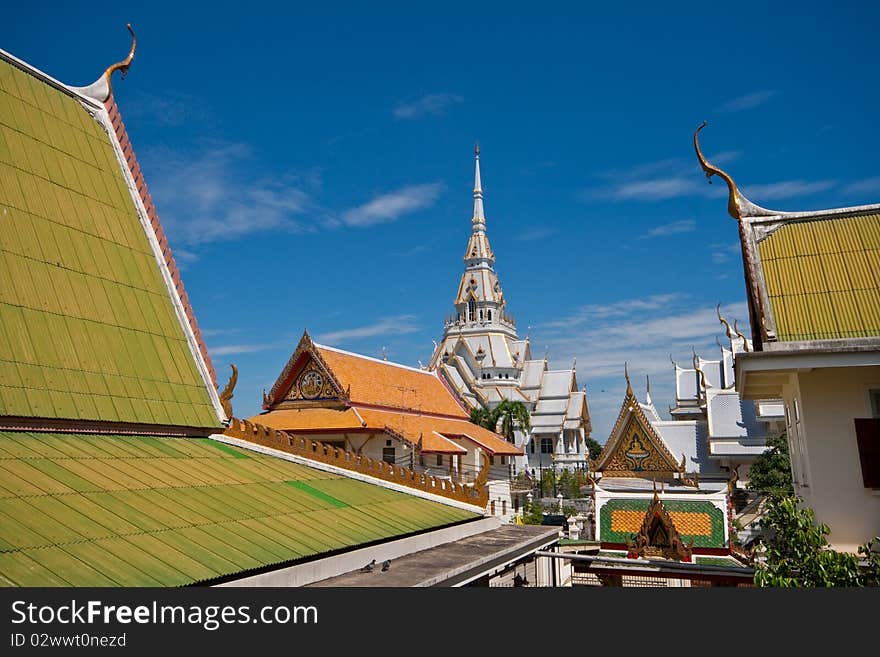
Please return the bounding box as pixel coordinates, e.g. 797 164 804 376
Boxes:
716 303 735 338
692 347 709 391
694 121 741 220
72 23 137 102
733 319 751 351
105 23 137 82
624 361 632 395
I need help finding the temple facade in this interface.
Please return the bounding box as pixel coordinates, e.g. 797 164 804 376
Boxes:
694 122 880 553
665 307 785 486
250 331 523 520
578 370 749 586
429 148 592 474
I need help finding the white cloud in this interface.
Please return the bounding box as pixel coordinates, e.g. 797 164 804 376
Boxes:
710 242 741 265
842 176 880 197
717 90 778 113
515 226 557 241
743 179 835 200
342 183 444 227
393 93 463 119
584 154 739 202
534 295 749 440
317 315 421 344
642 219 696 238
143 142 313 246
210 343 278 356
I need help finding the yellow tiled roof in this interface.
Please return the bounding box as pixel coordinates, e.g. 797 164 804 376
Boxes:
758 213 880 341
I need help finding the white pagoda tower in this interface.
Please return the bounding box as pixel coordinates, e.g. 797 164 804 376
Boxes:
430 147 592 475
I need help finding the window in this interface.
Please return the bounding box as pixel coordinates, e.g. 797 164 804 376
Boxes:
870 389 880 418
468 300 476 322
385 439 392 447
854 418 880 488
436 454 443 466
487 310 492 321
530 440 535 454
489 455 495 465
540 437 553 454
382 447 395 464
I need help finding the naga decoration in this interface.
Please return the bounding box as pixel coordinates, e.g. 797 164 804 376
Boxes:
72 24 137 102
219 364 238 419
694 120 742 220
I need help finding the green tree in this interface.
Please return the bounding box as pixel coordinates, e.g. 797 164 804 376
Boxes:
584 437 603 461
748 432 793 499
470 405 495 429
754 495 880 587
469 400 531 444
521 500 544 525
557 469 585 498
492 400 531 443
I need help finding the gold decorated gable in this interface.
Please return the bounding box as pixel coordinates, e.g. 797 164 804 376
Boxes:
284 363 339 402
598 407 681 478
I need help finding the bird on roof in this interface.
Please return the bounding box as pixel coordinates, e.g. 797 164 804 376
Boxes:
382 559 392 572
360 559 376 573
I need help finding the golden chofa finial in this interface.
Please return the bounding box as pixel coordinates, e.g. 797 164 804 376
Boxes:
72 23 137 103
733 319 751 352
692 347 709 391
694 121 741 220
624 361 633 395
105 23 137 81
716 303 735 338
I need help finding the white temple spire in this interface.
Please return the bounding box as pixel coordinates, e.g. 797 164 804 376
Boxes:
473 143 485 227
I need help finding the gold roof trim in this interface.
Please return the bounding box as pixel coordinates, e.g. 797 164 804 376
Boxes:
71 23 137 103
694 121 776 220
716 303 734 339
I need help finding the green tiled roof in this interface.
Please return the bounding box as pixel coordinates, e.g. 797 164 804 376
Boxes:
599 498 726 548
758 213 880 341
0 57 219 428
0 431 477 586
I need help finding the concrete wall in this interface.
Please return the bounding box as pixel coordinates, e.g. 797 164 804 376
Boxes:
783 365 880 552
219 517 502 587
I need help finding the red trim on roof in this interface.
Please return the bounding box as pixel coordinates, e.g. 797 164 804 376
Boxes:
104 93 217 388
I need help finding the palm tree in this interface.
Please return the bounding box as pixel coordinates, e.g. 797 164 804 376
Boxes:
491 400 531 444
470 405 495 429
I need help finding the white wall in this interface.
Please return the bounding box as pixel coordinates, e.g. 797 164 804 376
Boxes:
783 365 880 552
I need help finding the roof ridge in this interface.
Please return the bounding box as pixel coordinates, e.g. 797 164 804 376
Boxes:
315 343 438 377
0 49 102 109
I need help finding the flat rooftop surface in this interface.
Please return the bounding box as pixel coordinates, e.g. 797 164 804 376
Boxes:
307 524 560 587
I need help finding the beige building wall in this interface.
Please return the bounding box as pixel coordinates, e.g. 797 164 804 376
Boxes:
782 365 880 552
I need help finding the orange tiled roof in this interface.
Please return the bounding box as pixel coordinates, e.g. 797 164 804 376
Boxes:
249 405 522 456
357 409 522 456
250 407 365 431
316 345 468 417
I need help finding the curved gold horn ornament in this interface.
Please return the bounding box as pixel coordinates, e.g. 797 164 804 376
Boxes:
716 303 735 338
733 319 751 351
106 23 137 82
694 121 741 220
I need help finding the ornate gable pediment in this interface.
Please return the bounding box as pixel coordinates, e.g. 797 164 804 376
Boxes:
594 383 682 478
628 492 693 562
263 331 347 410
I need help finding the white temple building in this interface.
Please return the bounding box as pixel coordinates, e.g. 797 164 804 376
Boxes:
662 308 785 486
429 147 592 474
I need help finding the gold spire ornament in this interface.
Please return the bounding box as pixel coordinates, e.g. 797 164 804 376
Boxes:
716 303 735 338
219 364 238 419
694 121 742 220
71 23 137 103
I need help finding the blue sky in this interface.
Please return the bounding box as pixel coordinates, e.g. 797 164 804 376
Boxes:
5 1 879 440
